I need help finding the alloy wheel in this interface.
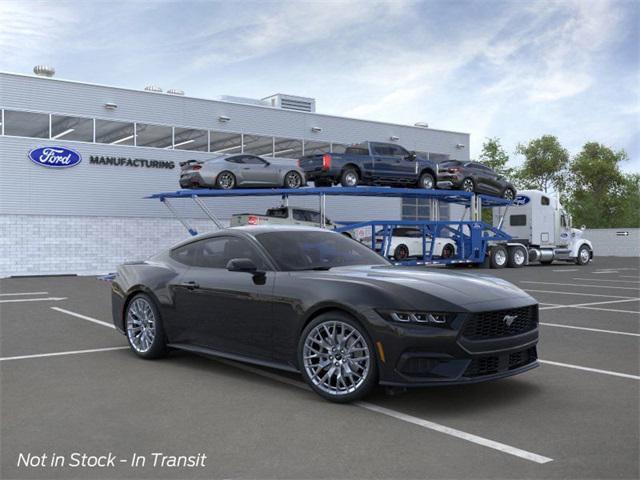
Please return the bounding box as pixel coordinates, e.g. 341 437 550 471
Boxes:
344 172 358 187
504 189 515 200
217 172 235 189
579 246 590 264
513 248 525 265
462 179 474 192
285 171 302 189
442 244 454 258
494 248 507 266
302 321 370 396
126 298 156 353
420 174 434 189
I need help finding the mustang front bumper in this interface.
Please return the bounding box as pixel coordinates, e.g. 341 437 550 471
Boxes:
364 304 540 387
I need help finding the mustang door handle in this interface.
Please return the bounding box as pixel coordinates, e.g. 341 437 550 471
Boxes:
180 281 200 290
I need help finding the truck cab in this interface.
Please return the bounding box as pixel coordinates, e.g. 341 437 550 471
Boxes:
493 190 593 265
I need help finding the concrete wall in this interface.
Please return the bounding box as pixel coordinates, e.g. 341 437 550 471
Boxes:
584 228 640 257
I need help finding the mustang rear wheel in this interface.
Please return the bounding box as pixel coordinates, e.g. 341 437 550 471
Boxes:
284 171 303 189
125 294 167 359
299 313 377 403
216 171 236 189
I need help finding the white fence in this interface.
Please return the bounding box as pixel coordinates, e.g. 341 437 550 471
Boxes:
584 228 640 257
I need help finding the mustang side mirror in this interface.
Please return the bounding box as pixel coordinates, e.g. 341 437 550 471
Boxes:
227 258 266 284
227 258 258 273
407 151 417 161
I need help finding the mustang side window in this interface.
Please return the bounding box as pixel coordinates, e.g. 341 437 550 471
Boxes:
198 237 268 270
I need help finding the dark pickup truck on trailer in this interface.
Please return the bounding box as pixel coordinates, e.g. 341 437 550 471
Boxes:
298 141 439 189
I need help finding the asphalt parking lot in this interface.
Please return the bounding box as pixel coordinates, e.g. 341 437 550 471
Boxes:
1 257 638 479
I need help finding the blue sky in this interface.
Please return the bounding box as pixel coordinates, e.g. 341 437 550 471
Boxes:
1 0 638 172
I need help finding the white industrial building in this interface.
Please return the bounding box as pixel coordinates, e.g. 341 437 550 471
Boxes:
0 69 470 277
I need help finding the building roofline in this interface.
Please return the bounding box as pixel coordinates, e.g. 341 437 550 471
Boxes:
0 71 470 137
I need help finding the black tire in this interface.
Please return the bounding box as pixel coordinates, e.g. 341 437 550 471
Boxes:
503 188 516 201
461 177 475 192
124 293 168 359
418 172 435 190
393 244 409 260
507 246 526 268
340 168 359 187
216 171 236 189
490 245 508 269
441 243 455 259
284 170 303 189
576 245 591 265
298 312 378 403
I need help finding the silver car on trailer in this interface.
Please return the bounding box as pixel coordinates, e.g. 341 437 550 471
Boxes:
179 154 306 189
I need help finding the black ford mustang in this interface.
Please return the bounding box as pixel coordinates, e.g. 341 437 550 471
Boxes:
111 226 539 402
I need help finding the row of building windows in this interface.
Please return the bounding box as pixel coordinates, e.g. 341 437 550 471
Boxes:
0 109 342 158
0 109 451 162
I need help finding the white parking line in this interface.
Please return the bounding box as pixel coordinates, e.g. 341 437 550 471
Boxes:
571 306 640 315
540 322 640 337
539 360 640 380
572 278 639 284
358 402 553 464
620 275 640 279
0 291 49 296
539 298 640 311
216 359 553 464
593 271 620 274
521 281 639 291
0 297 67 304
524 289 636 299
51 307 116 329
0 346 128 362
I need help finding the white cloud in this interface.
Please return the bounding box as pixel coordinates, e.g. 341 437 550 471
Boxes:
0 1 77 64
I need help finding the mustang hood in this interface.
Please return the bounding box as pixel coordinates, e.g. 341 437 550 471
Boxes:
317 265 534 311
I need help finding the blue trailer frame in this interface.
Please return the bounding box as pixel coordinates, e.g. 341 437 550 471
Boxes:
147 186 512 266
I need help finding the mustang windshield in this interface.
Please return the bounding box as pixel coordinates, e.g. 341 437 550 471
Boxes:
255 231 389 271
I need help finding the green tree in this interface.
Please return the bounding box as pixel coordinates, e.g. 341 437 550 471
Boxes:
479 137 513 176
516 135 569 193
565 142 638 228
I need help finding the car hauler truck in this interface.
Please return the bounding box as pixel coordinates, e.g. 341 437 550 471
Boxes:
491 189 593 267
148 186 593 269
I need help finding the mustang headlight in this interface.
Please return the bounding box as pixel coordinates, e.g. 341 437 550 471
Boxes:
378 310 452 326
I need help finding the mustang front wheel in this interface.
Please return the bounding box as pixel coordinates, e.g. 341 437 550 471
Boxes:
299 313 377 403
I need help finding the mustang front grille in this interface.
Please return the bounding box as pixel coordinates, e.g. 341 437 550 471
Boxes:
462 305 538 340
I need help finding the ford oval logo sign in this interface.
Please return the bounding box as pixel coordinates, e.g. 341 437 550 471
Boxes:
28 146 82 168
513 195 530 206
